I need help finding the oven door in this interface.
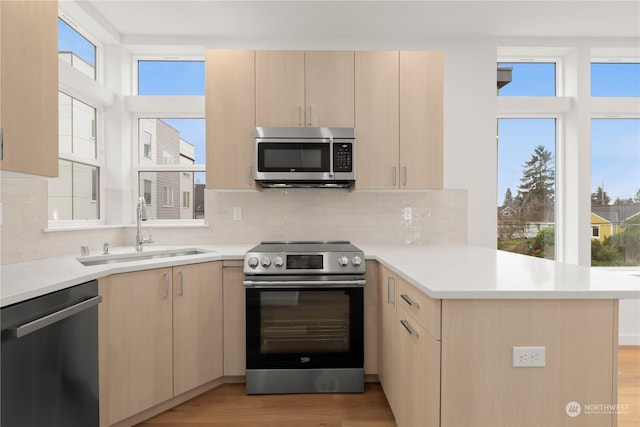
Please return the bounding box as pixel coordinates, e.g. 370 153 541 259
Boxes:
246 286 364 370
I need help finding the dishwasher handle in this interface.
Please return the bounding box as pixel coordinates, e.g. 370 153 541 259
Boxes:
12 295 102 338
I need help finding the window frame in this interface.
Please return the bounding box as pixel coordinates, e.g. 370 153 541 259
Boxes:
497 55 564 96
132 114 206 225
132 55 205 96
58 15 104 84
496 114 561 260
49 90 105 228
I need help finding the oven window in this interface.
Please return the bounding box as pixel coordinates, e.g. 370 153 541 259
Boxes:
260 290 350 354
258 143 330 172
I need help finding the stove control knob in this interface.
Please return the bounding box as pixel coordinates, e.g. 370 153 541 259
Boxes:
248 257 259 269
273 256 284 267
261 256 272 267
351 256 362 267
338 256 349 267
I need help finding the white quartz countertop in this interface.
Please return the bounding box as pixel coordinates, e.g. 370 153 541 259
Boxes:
2 244 639 307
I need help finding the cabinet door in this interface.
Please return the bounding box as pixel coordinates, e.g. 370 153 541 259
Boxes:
255 51 305 127
396 307 441 427
399 51 443 190
173 262 223 395
355 51 400 189
107 269 173 424
205 50 255 189
377 264 399 412
222 261 246 376
0 0 58 177
305 51 355 127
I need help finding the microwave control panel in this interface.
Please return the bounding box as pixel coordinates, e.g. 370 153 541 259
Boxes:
333 143 353 172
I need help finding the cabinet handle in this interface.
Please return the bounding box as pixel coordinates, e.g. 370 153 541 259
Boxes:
403 166 408 186
392 167 397 186
400 293 420 309
163 272 170 299
307 107 312 127
249 166 253 186
298 106 303 127
387 277 395 305
178 271 184 296
400 319 419 337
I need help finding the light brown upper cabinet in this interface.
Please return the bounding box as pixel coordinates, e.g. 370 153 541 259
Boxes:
0 0 58 177
205 50 256 189
399 51 443 190
355 51 443 190
255 51 355 128
355 51 400 190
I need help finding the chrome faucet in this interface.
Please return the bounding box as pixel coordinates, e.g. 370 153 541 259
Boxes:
135 196 153 251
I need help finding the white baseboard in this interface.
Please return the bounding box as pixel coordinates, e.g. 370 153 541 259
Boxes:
619 334 640 346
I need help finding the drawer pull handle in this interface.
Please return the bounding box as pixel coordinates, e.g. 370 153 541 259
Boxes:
400 293 420 309
400 319 419 337
387 277 395 305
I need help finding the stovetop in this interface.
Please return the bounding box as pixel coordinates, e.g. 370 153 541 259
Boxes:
249 241 359 254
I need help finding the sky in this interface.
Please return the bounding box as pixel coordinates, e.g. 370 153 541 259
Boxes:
60 19 640 206
498 62 640 206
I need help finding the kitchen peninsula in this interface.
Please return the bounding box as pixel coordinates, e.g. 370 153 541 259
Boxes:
1 244 638 427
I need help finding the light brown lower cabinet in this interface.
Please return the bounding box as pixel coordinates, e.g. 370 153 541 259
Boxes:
396 306 440 427
222 261 246 376
103 262 222 425
374 261 619 427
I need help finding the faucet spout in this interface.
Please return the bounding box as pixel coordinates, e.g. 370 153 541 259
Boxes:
136 197 153 251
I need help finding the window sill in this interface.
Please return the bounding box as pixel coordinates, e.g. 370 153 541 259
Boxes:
45 223 122 232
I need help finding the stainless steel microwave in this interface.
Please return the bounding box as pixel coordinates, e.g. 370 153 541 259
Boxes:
255 127 355 188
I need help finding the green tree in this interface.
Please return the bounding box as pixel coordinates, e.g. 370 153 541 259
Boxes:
517 145 555 222
502 187 514 207
591 185 611 206
591 239 623 266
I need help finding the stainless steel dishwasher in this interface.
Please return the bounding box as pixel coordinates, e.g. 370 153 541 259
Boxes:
1 280 101 427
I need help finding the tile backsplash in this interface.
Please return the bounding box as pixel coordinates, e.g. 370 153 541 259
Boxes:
0 178 467 264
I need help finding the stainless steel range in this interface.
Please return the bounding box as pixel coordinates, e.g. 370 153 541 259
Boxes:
243 241 365 395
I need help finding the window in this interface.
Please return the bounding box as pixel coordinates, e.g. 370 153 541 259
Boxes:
163 187 174 207
142 131 152 159
49 92 100 221
137 61 205 95
591 63 640 97
137 118 205 220
590 118 640 266
592 226 600 239
58 18 96 79
497 62 556 96
143 180 153 205
497 118 557 259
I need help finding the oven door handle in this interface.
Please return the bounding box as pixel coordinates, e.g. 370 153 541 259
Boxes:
243 280 366 288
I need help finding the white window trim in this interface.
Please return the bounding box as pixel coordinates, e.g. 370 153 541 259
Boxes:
57 15 104 84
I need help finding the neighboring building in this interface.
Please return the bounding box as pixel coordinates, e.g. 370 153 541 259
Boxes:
138 119 196 220
591 205 640 242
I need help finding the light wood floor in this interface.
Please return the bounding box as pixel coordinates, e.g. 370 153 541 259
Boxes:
138 347 639 427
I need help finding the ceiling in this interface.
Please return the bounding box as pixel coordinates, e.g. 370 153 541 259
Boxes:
71 0 640 43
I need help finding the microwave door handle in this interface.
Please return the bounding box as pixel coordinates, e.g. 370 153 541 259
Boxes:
329 138 334 177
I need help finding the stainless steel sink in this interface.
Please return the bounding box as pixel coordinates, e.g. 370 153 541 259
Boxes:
78 248 213 266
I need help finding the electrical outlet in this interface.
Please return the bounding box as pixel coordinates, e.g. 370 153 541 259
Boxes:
512 346 546 367
403 206 412 220
233 206 242 221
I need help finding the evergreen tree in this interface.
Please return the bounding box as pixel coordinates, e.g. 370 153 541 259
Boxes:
517 145 555 222
591 185 611 206
502 188 514 207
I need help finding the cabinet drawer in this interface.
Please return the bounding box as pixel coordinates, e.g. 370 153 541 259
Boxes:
396 277 441 340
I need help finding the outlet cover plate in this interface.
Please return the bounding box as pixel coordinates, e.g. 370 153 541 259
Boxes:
512 346 546 367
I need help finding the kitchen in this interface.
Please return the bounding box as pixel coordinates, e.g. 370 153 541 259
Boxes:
1 1 640 426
